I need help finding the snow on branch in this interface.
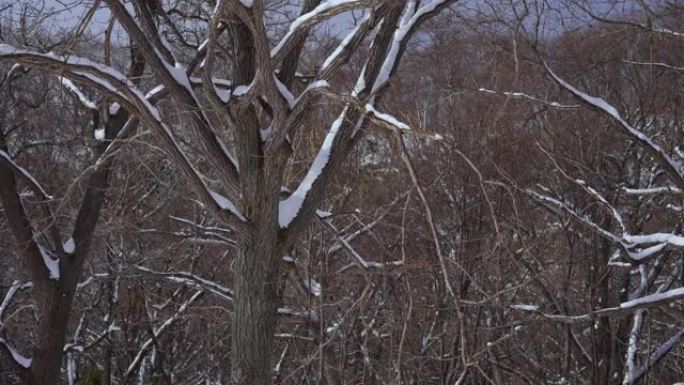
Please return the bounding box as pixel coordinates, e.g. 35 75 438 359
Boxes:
271 0 372 62
620 287 684 309
510 287 684 324
209 189 246 222
105 0 241 190
525 188 624 245
0 149 53 200
279 108 347 228
476 87 580 109
320 13 372 76
371 0 456 95
545 64 684 190
124 290 202 378
632 330 684 382
59 77 97 110
0 44 247 227
135 265 233 302
136 265 314 320
0 281 32 320
0 338 31 369
527 187 684 262
623 186 683 196
365 104 410 130
321 215 404 270
38 245 60 280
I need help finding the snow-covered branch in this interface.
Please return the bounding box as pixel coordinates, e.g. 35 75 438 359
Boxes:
123 290 203 378
135 265 234 302
545 64 684 191
510 287 684 324
0 337 31 369
271 0 374 63
476 87 580 109
0 43 248 229
0 149 52 200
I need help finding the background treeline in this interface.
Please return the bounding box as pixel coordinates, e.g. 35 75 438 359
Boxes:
0 1 682 384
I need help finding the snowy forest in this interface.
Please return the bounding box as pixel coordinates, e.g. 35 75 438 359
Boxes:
0 0 683 384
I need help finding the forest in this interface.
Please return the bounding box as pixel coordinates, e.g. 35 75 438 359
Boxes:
0 0 682 384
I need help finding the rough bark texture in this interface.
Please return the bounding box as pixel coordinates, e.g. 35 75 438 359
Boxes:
232 225 282 385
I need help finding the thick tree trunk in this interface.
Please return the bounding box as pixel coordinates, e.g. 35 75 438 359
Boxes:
27 284 74 385
232 224 282 385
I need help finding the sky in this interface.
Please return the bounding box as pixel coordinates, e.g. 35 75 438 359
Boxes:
1 0 359 46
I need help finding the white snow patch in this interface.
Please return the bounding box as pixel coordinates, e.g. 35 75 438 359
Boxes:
108 102 121 115
38 246 60 280
94 128 106 140
620 288 684 309
233 84 251 97
271 0 363 58
279 109 346 227
209 189 246 221
60 77 97 109
2 340 31 368
365 104 410 130
63 238 75 254
511 304 539 311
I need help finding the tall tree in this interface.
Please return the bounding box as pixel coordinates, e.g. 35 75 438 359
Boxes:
1 1 456 383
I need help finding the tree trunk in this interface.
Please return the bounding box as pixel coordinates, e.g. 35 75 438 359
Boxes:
27 284 74 385
232 228 281 385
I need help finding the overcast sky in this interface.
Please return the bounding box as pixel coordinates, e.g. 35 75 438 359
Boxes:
1 0 359 46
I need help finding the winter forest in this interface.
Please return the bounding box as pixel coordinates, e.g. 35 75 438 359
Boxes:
0 0 683 384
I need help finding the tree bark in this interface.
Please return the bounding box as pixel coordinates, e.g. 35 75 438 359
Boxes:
26 284 74 385
232 222 282 385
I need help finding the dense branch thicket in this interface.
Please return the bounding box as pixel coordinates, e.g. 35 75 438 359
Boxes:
0 1 682 384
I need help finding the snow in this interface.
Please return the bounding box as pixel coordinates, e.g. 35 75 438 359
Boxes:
279 109 346 227
623 186 682 195
303 277 322 296
94 128 105 140
63 238 75 254
0 281 30 317
315 209 332 218
146 84 166 99
292 80 329 107
271 0 364 58
166 62 193 93
216 88 231 103
273 75 295 107
620 288 684 309
627 243 667 261
633 330 684 380
321 14 370 71
240 0 253 6
60 77 97 109
38 245 60 280
0 339 31 368
0 44 167 126
108 102 121 115
352 65 367 96
365 104 410 130
623 309 644 385
209 189 246 221
511 304 539 311
371 0 455 94
0 149 52 199
546 65 683 180
136 265 234 301
233 84 251 97
67 354 77 385
624 233 684 247
124 291 202 378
